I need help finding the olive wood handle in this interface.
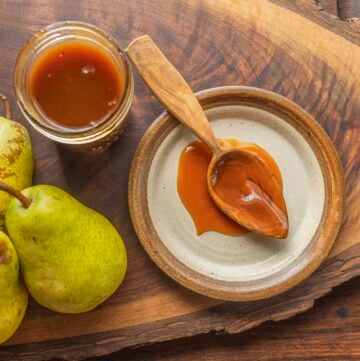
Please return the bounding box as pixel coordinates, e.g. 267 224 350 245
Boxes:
126 35 221 155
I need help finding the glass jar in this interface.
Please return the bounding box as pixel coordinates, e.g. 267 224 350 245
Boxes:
14 21 134 150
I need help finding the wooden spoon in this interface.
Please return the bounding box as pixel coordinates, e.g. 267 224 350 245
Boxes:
126 35 288 238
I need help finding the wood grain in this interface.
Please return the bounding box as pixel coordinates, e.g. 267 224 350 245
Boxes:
96 277 360 361
338 0 360 19
319 0 339 16
316 0 360 19
0 0 358 360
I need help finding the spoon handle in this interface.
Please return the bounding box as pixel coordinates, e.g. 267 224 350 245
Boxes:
126 35 221 155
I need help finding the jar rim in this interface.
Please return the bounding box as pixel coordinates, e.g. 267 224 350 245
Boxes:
13 21 134 144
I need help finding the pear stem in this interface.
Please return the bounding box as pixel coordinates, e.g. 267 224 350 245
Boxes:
0 94 12 119
0 181 32 208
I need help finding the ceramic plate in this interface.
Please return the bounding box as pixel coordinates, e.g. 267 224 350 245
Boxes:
129 86 343 301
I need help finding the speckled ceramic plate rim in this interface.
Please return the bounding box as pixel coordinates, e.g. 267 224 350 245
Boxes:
128 86 344 301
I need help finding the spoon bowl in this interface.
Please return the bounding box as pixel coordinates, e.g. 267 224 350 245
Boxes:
208 149 288 238
126 35 289 239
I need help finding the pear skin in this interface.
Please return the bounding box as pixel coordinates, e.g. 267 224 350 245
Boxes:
0 231 28 344
5 185 127 314
0 116 33 231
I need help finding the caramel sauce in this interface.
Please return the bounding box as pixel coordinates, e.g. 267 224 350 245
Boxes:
29 41 125 128
212 141 288 238
177 139 284 236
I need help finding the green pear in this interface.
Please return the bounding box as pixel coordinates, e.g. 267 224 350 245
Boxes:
0 231 28 344
0 94 33 232
3 183 127 314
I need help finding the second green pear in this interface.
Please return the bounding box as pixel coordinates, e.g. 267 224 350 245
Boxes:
5 185 127 314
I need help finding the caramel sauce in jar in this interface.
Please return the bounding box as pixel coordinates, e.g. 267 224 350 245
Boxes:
29 41 126 129
14 22 134 150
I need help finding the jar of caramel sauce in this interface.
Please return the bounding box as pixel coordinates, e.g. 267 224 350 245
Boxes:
14 21 134 150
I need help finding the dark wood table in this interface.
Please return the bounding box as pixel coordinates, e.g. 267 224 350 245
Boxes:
0 1 358 360
91 1 360 359
96 277 360 361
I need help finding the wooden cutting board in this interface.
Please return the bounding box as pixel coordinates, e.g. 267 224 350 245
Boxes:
0 0 359 360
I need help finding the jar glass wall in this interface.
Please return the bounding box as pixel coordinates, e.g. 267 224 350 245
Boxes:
14 21 134 150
